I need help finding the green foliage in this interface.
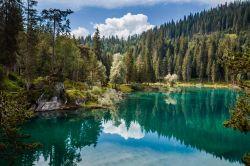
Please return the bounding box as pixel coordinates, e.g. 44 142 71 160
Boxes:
66 89 86 103
243 153 250 166
55 36 82 80
79 1 250 84
41 8 73 71
79 45 107 86
130 83 145 91
125 48 135 83
224 93 250 133
8 73 24 87
0 0 23 70
33 76 46 85
2 79 21 91
91 86 104 95
0 92 41 165
0 67 3 89
84 101 100 109
221 48 250 163
118 84 133 93
93 28 102 61
223 49 250 133
36 32 53 76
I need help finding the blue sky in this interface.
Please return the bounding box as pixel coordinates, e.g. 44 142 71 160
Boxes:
37 0 236 38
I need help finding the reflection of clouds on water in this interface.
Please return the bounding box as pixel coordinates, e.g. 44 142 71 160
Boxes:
78 140 241 166
103 120 145 140
165 96 177 105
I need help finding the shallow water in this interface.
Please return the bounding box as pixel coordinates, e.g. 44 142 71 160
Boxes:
16 88 250 165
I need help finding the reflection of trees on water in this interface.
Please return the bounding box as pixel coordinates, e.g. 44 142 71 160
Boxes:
14 89 246 165
18 110 108 166
117 89 248 163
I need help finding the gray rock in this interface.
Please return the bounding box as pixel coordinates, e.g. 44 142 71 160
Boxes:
36 101 61 112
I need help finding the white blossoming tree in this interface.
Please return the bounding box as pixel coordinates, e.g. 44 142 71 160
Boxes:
110 53 127 88
164 74 178 87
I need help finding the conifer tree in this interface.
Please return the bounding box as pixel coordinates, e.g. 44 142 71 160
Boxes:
22 0 39 90
125 48 135 83
0 0 23 75
93 28 102 61
41 8 73 73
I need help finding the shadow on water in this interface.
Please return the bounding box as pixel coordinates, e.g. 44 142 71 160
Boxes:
4 87 249 165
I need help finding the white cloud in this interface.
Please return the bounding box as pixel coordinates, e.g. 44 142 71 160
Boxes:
103 119 145 140
94 13 154 39
71 27 89 38
38 0 240 10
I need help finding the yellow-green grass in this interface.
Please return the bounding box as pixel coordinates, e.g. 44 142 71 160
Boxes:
83 101 104 109
118 84 133 93
176 82 240 89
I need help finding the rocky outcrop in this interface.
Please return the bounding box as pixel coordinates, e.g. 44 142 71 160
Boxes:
35 82 65 112
36 101 61 112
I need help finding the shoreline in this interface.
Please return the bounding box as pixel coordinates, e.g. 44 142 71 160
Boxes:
176 82 241 89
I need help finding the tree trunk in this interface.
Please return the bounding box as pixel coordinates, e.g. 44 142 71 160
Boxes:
52 17 56 73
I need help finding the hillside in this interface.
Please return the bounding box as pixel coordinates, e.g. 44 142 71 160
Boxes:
80 1 250 83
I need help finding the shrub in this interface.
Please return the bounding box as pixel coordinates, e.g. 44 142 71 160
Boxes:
33 77 46 85
131 83 144 91
66 89 86 103
0 66 4 88
91 86 103 95
119 84 133 93
85 91 98 102
2 79 21 91
8 73 24 87
98 89 123 107
164 74 178 87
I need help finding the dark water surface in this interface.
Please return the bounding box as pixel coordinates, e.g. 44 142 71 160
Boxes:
18 88 250 165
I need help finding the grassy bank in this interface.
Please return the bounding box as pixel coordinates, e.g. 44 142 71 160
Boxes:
176 82 240 89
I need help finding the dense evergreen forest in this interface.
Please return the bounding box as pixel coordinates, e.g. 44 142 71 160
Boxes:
80 1 250 83
0 1 250 88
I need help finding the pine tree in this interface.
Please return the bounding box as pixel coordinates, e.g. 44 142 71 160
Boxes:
41 8 73 73
23 0 38 90
93 28 102 61
0 0 23 75
211 61 216 83
125 48 135 83
182 48 192 81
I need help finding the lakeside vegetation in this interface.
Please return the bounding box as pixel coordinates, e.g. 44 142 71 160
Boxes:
176 82 240 89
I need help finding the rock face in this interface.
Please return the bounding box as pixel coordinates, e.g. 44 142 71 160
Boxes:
35 82 65 112
36 101 61 112
54 82 65 101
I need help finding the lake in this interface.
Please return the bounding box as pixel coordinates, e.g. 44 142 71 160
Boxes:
18 88 250 165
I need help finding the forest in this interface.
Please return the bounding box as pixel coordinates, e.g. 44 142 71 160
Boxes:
0 1 250 88
80 1 250 83
0 0 250 165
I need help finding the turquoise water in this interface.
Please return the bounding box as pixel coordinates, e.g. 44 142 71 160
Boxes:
15 88 250 165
